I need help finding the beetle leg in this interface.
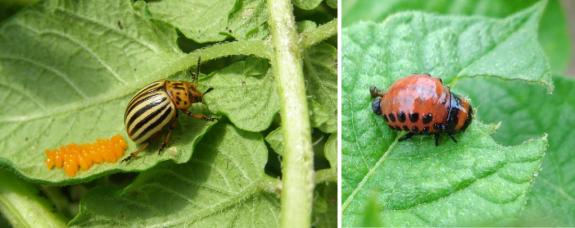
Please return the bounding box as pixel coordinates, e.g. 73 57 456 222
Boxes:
122 142 149 163
448 133 458 143
158 120 178 154
398 132 414 141
182 110 216 121
434 133 441 146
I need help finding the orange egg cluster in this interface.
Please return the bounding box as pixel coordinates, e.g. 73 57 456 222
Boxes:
45 135 128 177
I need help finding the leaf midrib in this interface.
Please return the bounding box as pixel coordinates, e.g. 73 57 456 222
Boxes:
342 134 401 212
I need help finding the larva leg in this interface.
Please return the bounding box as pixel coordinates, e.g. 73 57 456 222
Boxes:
448 133 458 143
434 133 441 146
398 132 414 141
122 142 149 163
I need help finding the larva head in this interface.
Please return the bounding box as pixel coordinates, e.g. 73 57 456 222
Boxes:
446 93 473 133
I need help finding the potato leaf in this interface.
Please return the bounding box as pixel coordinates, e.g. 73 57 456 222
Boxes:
459 76 575 226
343 0 570 75
305 43 337 133
342 3 550 226
0 0 222 184
202 58 279 132
148 0 269 42
293 0 323 10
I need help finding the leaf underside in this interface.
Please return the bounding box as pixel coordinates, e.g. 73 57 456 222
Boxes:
148 0 269 43
203 58 279 133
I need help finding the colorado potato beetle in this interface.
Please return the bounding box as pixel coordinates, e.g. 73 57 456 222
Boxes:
123 58 214 162
370 74 473 145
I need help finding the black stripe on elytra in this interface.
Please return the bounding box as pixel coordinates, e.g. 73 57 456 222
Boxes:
130 103 171 137
133 105 174 140
130 83 163 102
126 92 163 119
127 96 168 132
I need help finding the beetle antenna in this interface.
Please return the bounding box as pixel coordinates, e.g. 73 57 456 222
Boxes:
192 57 201 84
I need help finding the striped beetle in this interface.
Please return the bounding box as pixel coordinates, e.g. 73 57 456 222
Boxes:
123 58 214 162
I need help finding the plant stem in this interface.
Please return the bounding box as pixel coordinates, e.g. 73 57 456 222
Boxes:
267 1 315 227
300 19 337 48
154 40 272 79
0 171 66 227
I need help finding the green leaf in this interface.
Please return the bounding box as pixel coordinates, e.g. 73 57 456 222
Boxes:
312 183 337 228
305 43 337 133
343 2 551 89
265 127 284 156
293 0 322 10
343 0 570 75
323 133 336 170
343 122 547 226
326 0 337 9
342 4 550 226
203 58 279 132
147 0 234 43
148 0 269 42
0 0 223 184
458 76 575 226
226 0 269 40
70 123 281 227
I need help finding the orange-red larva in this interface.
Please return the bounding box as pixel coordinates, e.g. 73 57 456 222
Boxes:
44 134 128 177
371 74 473 145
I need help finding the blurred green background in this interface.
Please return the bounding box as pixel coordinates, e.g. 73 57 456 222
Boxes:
343 0 575 77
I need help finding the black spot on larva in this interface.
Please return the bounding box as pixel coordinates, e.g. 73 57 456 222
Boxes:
402 125 409 131
409 113 419 123
383 114 388 122
398 112 406 122
423 113 433 124
388 113 396 122
423 127 430 134
412 126 419 133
